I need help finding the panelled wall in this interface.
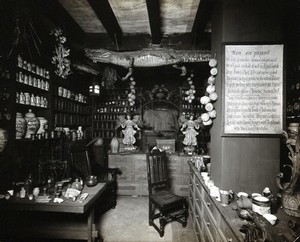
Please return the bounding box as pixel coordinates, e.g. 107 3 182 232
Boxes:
210 0 287 193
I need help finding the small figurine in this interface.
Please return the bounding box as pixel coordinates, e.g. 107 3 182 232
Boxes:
116 114 141 150
178 114 202 154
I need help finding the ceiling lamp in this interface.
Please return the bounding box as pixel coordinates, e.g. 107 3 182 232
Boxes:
89 82 100 96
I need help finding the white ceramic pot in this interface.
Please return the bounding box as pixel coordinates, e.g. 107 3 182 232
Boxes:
16 112 27 139
24 109 40 138
37 117 48 134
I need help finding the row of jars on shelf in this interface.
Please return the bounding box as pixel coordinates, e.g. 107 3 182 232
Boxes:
16 71 50 91
17 55 50 79
16 109 48 139
96 100 128 106
96 106 137 113
0 66 11 79
181 103 203 109
93 130 119 139
54 113 91 127
93 121 115 130
57 86 87 103
54 98 90 114
16 92 48 108
93 113 119 121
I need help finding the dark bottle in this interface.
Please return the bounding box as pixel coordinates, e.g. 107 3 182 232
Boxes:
24 174 33 195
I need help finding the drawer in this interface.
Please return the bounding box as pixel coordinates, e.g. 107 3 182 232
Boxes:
167 155 182 165
202 204 219 241
133 154 147 162
172 184 189 197
188 194 194 209
169 173 183 184
182 174 190 185
116 183 142 196
134 161 147 172
219 217 239 242
194 217 203 242
168 165 182 173
118 173 134 182
134 172 148 183
202 220 215 242
122 155 136 163
108 154 122 162
194 202 202 226
110 163 134 173
194 179 204 196
182 164 190 174
203 191 220 224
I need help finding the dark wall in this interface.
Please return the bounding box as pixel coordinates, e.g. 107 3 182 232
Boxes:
210 0 288 194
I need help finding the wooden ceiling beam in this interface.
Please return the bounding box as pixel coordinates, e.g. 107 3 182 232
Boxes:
191 0 214 44
31 0 85 43
87 0 123 46
145 0 162 45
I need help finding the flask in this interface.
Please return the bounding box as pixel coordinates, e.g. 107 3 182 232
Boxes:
77 126 83 139
72 178 83 191
20 187 26 198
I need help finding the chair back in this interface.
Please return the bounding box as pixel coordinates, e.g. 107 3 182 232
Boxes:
146 149 169 195
69 141 92 178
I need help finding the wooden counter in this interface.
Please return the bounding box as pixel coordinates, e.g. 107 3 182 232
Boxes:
188 161 300 242
108 152 191 196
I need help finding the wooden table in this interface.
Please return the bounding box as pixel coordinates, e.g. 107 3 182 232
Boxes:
0 183 108 242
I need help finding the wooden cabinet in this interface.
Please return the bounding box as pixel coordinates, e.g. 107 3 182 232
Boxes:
52 84 91 128
188 161 299 242
188 161 244 242
15 56 52 139
108 153 191 196
92 88 142 140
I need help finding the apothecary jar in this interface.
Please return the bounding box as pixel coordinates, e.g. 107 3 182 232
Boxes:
24 109 40 138
16 112 27 139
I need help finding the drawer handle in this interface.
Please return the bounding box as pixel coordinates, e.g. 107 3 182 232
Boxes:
206 202 210 207
196 183 199 186
227 238 233 242
196 215 199 218
206 222 210 227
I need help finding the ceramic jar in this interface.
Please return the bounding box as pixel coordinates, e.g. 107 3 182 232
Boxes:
37 117 48 134
24 109 40 138
0 128 8 152
16 112 27 139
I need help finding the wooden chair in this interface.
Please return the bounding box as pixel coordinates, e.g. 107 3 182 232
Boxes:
68 139 120 211
146 148 188 237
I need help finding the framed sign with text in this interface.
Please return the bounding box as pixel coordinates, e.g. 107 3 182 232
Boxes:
222 43 285 136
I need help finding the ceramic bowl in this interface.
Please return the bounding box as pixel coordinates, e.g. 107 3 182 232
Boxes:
85 175 98 187
237 192 249 198
263 214 277 225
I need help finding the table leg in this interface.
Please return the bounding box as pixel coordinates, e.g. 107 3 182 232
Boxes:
87 208 94 242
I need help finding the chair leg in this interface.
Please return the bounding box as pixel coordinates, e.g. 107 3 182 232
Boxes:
159 214 165 237
148 201 153 226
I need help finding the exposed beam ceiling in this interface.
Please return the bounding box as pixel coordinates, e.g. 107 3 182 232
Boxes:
87 0 123 46
146 0 162 45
